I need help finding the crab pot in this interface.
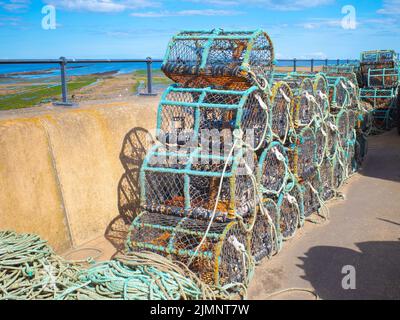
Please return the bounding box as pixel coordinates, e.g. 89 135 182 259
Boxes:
273 73 314 94
322 67 359 108
291 79 318 130
288 181 305 226
344 78 360 111
300 173 322 217
274 72 330 120
277 191 301 239
270 81 292 143
367 68 399 89
322 65 356 74
356 107 370 130
314 121 328 167
272 75 318 130
327 76 350 111
332 149 346 189
313 73 330 119
326 115 338 158
288 127 317 181
371 108 396 131
141 145 256 221
127 211 251 288
345 129 357 175
250 198 278 263
359 88 397 110
358 104 373 133
157 85 271 150
161 29 274 90
335 110 349 151
257 141 289 197
355 132 368 169
360 50 398 86
319 157 335 201
347 109 357 133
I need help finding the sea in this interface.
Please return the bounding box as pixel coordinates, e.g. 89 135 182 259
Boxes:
0 60 357 84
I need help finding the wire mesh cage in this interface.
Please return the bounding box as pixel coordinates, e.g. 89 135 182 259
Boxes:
314 121 328 167
354 132 368 170
141 145 256 221
344 77 361 111
257 141 290 197
347 109 357 134
367 68 399 89
335 109 349 151
327 76 350 110
372 108 397 131
319 157 335 201
359 88 398 110
322 65 356 74
250 198 278 263
332 149 346 189
345 129 357 176
126 211 251 288
291 78 318 130
300 173 322 217
313 73 330 119
156 85 271 149
161 29 274 90
270 81 292 143
277 191 301 239
275 72 329 120
322 66 358 86
288 127 317 181
326 115 338 159
360 50 398 86
323 70 360 112
360 50 398 64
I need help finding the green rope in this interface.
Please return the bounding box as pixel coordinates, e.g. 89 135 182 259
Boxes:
0 231 235 300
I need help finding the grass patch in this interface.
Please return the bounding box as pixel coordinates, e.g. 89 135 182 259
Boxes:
132 69 172 93
0 76 96 110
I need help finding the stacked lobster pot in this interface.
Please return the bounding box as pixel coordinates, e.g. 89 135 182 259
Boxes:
126 29 277 292
358 50 400 132
125 28 369 293
266 72 330 234
322 65 368 182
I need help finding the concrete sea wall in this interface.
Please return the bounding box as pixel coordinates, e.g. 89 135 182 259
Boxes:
0 99 158 251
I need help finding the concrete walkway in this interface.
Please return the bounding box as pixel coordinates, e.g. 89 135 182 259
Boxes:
248 129 400 300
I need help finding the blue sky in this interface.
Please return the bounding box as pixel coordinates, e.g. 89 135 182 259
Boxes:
0 0 399 59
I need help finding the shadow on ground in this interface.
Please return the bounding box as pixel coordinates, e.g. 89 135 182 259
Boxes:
299 240 400 299
105 127 155 251
358 129 400 183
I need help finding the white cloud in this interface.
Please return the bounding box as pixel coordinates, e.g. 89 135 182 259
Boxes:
185 0 334 11
131 9 243 17
299 18 342 29
0 16 22 26
0 0 30 12
44 0 159 13
377 0 400 15
299 51 327 59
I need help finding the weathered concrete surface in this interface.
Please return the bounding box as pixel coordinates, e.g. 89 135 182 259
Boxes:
0 118 71 251
248 129 400 300
0 98 158 251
